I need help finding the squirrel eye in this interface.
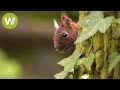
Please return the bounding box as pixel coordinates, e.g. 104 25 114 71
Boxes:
62 32 68 38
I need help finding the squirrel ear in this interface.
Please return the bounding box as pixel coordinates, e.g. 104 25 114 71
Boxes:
61 11 66 17
53 19 59 30
61 15 72 27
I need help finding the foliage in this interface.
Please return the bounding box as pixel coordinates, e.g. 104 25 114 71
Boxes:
78 53 95 71
54 11 120 79
75 11 114 44
114 19 120 24
54 49 82 79
109 52 120 72
0 49 22 79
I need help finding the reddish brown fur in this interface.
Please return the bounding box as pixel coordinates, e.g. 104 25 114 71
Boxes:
53 14 79 53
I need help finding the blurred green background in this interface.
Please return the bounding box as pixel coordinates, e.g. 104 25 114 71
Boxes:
0 11 78 79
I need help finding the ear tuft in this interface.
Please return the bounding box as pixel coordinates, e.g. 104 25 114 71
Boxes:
53 19 59 30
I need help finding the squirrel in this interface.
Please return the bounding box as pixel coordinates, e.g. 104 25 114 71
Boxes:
53 12 80 53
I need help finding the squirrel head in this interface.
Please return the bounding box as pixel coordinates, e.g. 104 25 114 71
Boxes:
53 14 79 53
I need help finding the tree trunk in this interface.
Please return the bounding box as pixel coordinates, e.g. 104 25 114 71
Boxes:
73 11 120 79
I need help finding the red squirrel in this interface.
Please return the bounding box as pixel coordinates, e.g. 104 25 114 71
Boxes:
53 13 80 53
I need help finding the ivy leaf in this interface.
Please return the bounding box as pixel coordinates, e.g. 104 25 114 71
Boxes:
77 11 103 26
109 52 118 63
54 49 82 79
75 20 100 44
91 11 104 18
114 19 120 24
109 52 120 72
54 71 67 79
75 11 114 44
98 16 114 33
79 53 95 71
75 11 103 44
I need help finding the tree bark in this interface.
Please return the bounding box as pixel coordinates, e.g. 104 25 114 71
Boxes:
73 11 120 79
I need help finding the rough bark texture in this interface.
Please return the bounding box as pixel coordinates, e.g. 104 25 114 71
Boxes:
73 11 120 79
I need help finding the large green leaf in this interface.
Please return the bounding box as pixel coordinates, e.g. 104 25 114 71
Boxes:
75 20 100 44
54 49 82 79
75 11 114 44
79 53 95 71
77 11 103 26
109 52 120 72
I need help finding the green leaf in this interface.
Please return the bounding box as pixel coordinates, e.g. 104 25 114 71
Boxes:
54 49 82 79
54 71 67 79
114 19 120 24
75 20 100 44
109 52 118 63
98 16 114 33
79 53 95 71
109 52 120 72
75 11 113 44
77 11 103 26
